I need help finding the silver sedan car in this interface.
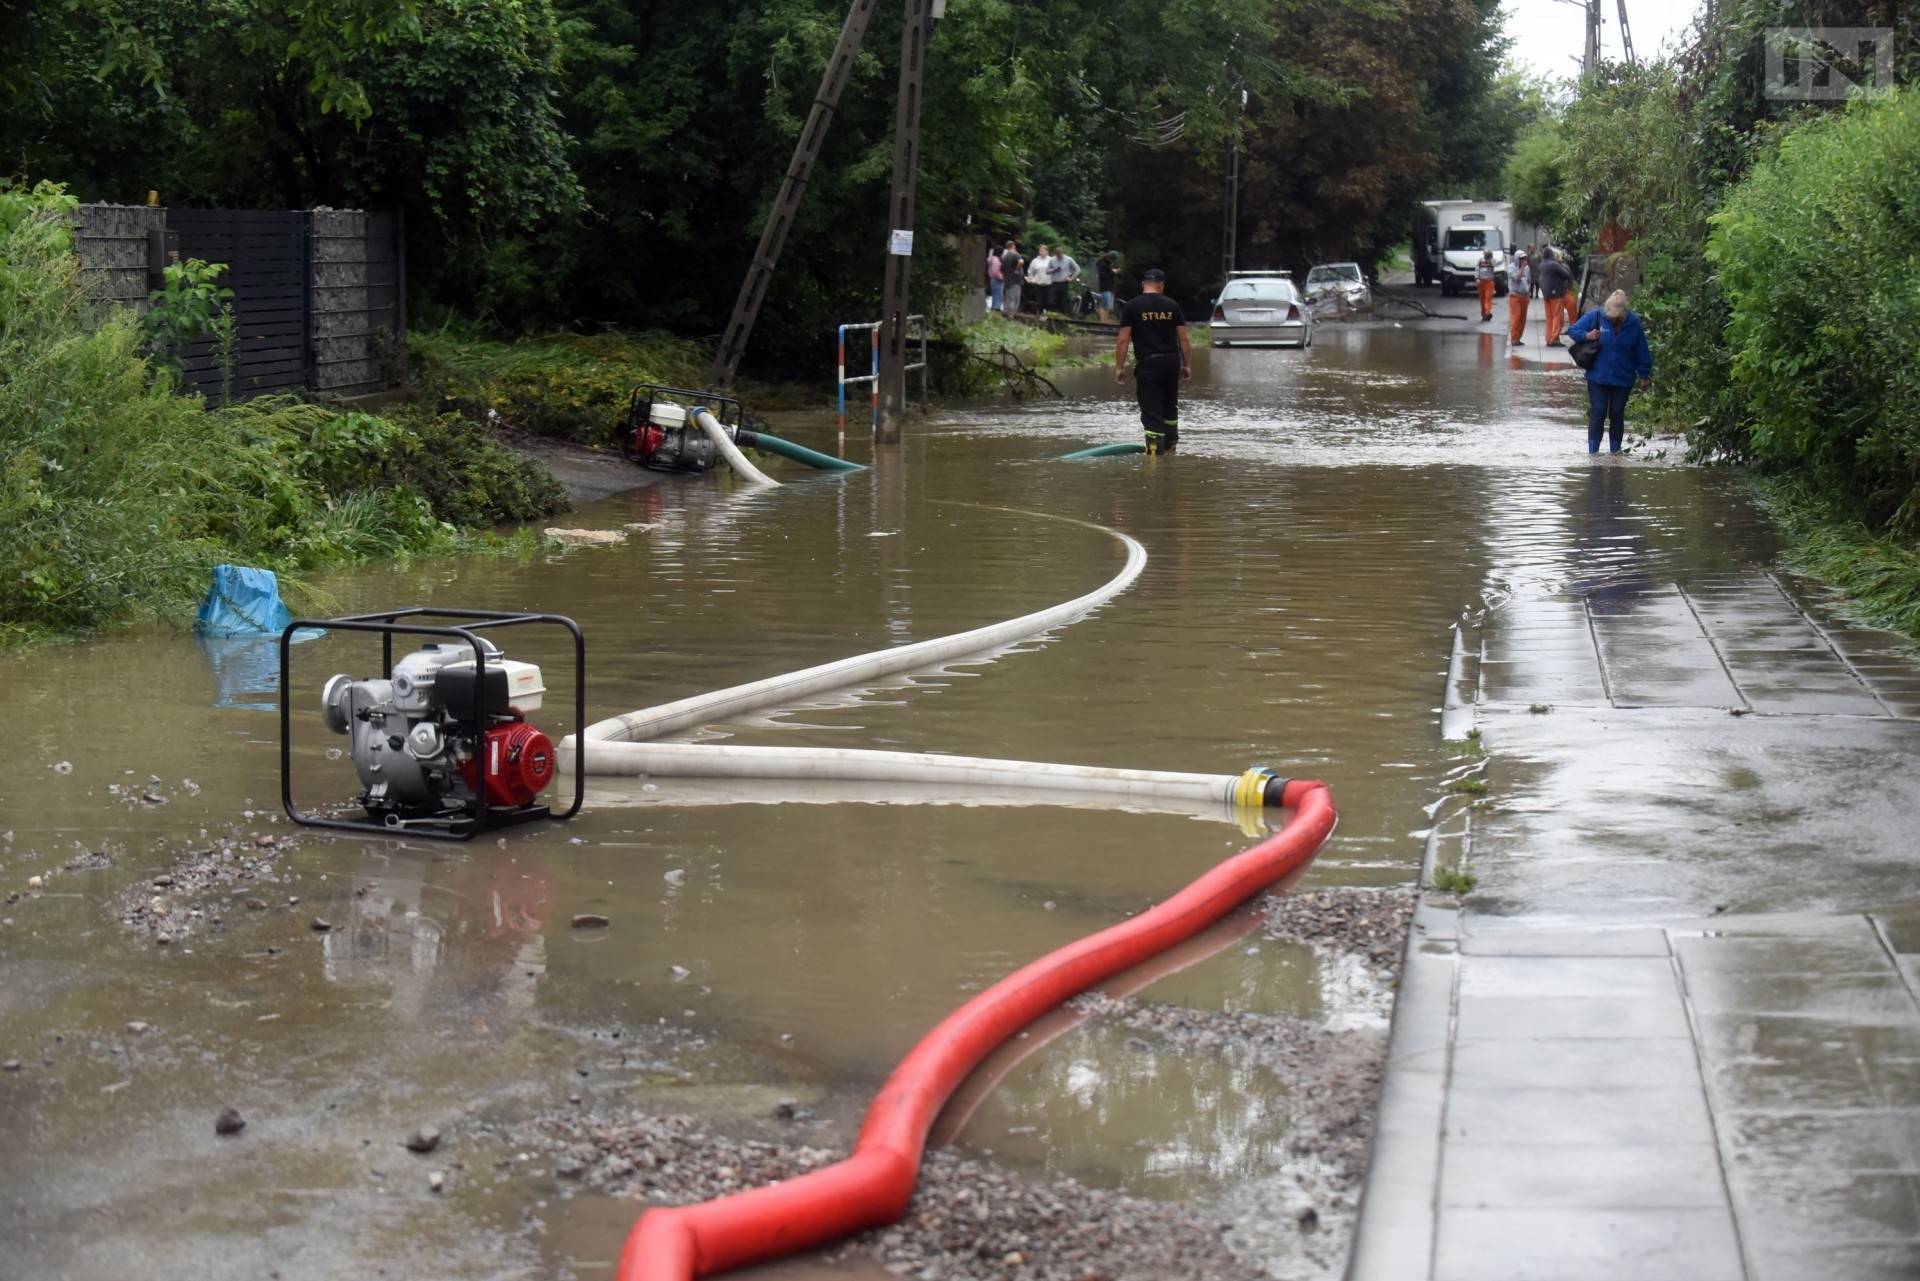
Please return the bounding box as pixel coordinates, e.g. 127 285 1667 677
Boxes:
1208 272 1315 348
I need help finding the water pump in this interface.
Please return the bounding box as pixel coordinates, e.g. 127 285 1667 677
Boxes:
322 638 553 819
618 383 749 474
280 609 585 840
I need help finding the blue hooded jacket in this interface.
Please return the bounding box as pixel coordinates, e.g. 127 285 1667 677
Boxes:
1567 308 1653 388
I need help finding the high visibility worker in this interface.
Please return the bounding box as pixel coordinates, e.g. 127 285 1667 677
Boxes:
1475 250 1497 324
1508 250 1532 346
1539 248 1575 345
1113 268 1192 455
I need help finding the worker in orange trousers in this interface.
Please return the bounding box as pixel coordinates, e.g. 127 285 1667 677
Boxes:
1508 251 1532 345
1475 250 1497 323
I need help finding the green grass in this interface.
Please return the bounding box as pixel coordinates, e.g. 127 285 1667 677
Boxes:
411 325 714 444
1447 776 1490 797
1430 866 1477 895
1753 477 1920 643
950 313 1071 368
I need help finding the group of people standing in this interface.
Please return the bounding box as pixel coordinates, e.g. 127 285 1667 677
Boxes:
989 240 1121 323
1478 244 1577 346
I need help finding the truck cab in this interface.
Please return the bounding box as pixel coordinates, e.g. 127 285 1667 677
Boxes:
1422 201 1512 298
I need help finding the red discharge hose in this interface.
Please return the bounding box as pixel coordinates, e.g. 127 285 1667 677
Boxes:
618 779 1337 1281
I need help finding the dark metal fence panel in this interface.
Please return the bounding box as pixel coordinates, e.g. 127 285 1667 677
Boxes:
168 209 311 401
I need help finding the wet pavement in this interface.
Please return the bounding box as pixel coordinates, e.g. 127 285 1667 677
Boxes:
1350 302 1920 1281
2 299 1915 1280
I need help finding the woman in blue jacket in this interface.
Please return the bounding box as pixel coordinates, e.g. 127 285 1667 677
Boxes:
1567 289 1653 454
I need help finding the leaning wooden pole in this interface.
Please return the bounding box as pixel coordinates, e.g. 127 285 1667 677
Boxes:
706 0 883 392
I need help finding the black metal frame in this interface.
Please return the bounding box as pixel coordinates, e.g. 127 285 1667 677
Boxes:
622 382 746 436
280 608 586 842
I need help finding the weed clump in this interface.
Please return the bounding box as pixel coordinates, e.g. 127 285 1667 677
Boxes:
411 325 710 444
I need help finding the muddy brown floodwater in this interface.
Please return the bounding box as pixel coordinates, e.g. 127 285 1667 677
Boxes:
0 325 1785 1280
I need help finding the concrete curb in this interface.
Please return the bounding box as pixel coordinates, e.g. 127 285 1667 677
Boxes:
1346 619 1480 1280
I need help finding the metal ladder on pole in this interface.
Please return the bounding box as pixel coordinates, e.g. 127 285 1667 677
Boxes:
706 0 882 392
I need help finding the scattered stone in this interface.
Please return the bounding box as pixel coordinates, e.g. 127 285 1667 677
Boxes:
52 761 73 775
2 1060 20 1072
125 1021 150 1036
428 1170 446 1193
1259 885 1418 975
663 868 686 887
255 835 277 849
246 899 267 911
141 792 167 805
214 1107 246 1136
155 934 171 946
406 1126 442 1154
667 964 690 981
310 918 332 933
571 913 610 930
26 876 42 890
1297 1206 1320 1232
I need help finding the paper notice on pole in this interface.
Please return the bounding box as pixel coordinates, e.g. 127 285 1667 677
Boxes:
889 230 915 257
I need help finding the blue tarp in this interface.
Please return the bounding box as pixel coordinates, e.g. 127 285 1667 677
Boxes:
195 564 292 637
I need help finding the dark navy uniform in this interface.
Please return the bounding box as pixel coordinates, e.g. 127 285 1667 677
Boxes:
1121 293 1186 453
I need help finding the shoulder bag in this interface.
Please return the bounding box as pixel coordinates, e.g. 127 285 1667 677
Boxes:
1568 328 1601 370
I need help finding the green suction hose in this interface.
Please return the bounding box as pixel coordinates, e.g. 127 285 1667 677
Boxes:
735 429 867 473
1059 443 1147 460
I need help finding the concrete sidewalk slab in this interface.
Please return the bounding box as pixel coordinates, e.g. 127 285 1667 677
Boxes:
1348 457 1920 1281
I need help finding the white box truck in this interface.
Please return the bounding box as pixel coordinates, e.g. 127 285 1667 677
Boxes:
1423 199 1513 297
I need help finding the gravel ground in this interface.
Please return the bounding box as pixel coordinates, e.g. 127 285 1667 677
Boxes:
520 883 1423 1281
1258 885 1418 974
535 1111 1264 1280
110 822 297 945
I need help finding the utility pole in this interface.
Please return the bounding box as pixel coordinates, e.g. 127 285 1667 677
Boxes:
1615 0 1636 66
1583 0 1602 77
875 0 934 445
706 0 882 392
1220 95 1243 280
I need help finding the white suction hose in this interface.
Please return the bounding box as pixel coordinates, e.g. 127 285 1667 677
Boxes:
561 494 1286 818
580 743 1266 808
572 512 1146 748
697 408 779 488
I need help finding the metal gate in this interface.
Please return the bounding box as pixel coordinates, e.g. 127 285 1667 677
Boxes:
168 209 311 401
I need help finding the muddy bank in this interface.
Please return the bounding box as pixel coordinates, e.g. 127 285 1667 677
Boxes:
507 433 667 505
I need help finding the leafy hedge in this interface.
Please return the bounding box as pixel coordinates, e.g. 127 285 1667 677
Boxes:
0 181 566 643
1708 89 1920 534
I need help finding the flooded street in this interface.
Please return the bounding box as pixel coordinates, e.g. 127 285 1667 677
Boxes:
0 323 1830 1279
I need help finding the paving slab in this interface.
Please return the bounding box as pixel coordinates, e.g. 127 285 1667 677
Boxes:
1433 1206 1745 1281
1350 459 1920 1281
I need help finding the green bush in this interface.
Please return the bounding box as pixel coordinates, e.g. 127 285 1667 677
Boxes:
0 181 566 643
411 326 710 443
1708 87 1920 534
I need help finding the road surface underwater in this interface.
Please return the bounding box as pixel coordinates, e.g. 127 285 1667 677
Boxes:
0 324 1815 1279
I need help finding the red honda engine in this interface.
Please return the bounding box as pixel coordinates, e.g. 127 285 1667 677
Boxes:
461 720 556 808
